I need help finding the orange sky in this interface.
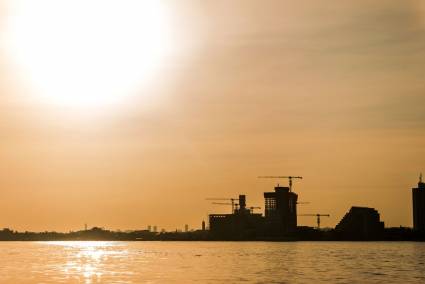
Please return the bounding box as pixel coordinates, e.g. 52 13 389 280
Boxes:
1 0 424 231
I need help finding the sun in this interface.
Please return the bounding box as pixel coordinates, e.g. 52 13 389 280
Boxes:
5 0 172 108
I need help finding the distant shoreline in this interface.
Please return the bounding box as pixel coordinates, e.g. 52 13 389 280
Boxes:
1 226 424 242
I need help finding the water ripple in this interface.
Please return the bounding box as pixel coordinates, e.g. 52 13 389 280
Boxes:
0 242 424 283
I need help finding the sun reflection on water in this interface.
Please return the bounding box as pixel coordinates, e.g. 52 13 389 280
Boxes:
45 241 128 283
1 242 425 283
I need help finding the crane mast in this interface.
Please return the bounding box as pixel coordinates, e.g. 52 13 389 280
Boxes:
206 198 238 213
298 214 330 229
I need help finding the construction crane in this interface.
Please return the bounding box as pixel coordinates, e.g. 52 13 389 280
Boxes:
211 202 239 212
258 176 303 192
298 214 330 229
206 198 238 213
211 202 261 214
212 202 234 206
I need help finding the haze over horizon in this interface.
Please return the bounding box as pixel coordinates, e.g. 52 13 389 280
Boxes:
1 0 424 232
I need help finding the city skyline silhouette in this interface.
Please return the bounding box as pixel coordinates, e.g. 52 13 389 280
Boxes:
0 0 424 232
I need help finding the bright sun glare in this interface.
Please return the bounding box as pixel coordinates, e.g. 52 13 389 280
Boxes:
5 0 172 108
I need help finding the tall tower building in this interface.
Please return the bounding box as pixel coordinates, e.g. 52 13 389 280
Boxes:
412 173 425 232
264 186 298 235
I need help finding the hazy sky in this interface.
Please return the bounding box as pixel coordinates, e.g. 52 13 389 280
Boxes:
1 0 424 231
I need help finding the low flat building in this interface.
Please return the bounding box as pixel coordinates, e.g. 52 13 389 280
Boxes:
209 195 264 239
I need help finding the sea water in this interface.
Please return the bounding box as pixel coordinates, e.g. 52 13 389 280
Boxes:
0 241 424 283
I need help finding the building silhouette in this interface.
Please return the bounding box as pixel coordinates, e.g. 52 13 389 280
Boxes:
412 174 425 232
209 195 264 239
209 185 299 239
264 186 298 236
335 206 384 240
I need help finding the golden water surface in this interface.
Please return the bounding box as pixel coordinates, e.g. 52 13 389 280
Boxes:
0 241 424 283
